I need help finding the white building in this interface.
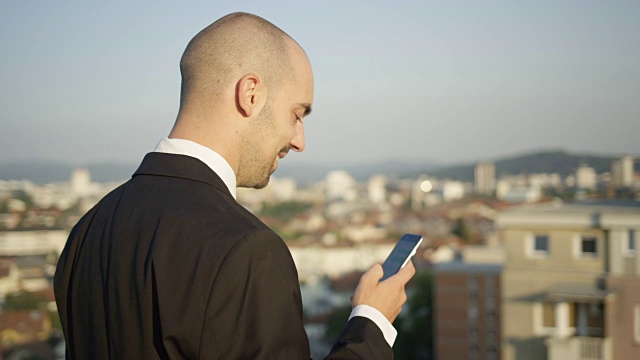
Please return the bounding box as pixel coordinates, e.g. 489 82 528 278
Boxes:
325 171 357 202
443 181 465 202
367 175 387 205
496 181 542 203
0 230 68 257
71 168 92 198
528 173 563 189
575 164 597 190
475 162 496 196
612 156 634 188
270 177 297 202
289 242 395 280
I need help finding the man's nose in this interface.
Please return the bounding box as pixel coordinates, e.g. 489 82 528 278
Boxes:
289 122 305 152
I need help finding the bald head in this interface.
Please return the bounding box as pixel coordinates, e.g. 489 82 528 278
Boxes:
170 12 314 186
178 12 296 113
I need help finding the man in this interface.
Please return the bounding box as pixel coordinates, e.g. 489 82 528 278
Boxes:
54 12 415 359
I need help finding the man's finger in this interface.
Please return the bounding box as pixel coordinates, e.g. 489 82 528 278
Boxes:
362 263 384 284
392 260 416 283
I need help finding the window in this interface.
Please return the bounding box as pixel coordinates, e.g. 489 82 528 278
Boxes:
486 331 496 346
529 234 550 257
542 302 556 328
573 302 603 336
534 302 558 335
626 230 637 256
468 275 478 289
580 236 598 257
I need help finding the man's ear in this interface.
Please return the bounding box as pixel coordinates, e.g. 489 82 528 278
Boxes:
236 73 264 117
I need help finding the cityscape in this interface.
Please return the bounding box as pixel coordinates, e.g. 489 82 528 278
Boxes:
2 1 639 359
0 153 638 359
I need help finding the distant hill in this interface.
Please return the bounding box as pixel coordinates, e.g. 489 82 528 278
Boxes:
0 150 637 184
276 159 439 184
0 159 438 185
417 150 639 182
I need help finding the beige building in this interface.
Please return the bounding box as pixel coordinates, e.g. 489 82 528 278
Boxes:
575 165 598 190
497 201 640 360
475 162 496 196
611 156 634 188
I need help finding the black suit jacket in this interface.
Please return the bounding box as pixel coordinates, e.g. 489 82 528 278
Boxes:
54 152 393 359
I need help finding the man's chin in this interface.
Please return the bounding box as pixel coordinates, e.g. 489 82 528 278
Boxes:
252 176 271 190
253 168 275 189
239 161 277 189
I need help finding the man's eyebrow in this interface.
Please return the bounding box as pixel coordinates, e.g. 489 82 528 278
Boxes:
299 103 312 117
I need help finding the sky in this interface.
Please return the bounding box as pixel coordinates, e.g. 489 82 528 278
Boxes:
1 0 639 167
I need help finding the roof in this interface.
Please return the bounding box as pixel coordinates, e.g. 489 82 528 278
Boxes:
543 283 612 303
0 310 50 335
433 261 503 274
497 199 640 229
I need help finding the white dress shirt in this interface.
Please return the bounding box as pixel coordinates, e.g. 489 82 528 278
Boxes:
153 137 397 346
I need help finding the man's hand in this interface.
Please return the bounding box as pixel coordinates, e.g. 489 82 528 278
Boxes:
352 261 416 323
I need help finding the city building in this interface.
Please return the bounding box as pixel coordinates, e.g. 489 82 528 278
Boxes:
575 165 598 190
475 162 496 196
289 242 395 281
497 200 640 360
325 171 357 202
611 156 634 188
0 259 20 298
0 310 53 348
70 168 91 198
496 181 542 204
434 245 503 360
367 175 387 206
443 181 465 202
0 231 67 257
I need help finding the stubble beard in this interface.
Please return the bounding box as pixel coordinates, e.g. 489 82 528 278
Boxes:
236 102 280 189
251 157 276 190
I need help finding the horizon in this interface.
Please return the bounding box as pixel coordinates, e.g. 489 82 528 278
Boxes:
1 1 639 165
1 147 638 186
0 147 636 168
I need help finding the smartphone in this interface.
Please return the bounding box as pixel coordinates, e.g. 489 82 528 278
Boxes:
380 233 423 281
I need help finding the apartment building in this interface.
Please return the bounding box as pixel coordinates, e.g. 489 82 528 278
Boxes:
497 200 640 360
475 162 496 196
434 261 502 360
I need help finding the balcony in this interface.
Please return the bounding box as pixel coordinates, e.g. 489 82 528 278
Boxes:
546 336 611 360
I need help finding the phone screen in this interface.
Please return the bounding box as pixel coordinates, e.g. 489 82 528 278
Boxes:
380 234 423 281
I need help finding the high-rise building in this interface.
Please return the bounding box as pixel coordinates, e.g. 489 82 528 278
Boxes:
443 181 465 202
70 168 91 198
575 164 597 190
611 156 634 188
497 201 640 360
325 170 357 202
367 175 387 205
435 259 502 360
475 162 496 196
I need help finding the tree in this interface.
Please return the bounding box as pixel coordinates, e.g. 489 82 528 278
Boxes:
321 271 435 359
394 270 434 360
322 304 353 344
451 217 472 243
3 290 48 310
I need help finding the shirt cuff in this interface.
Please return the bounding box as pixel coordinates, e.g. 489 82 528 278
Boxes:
348 304 397 347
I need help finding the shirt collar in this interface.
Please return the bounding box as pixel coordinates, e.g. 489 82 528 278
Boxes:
153 137 237 199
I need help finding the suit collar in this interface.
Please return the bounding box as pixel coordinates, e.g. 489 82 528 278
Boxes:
133 152 234 200
153 137 236 199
